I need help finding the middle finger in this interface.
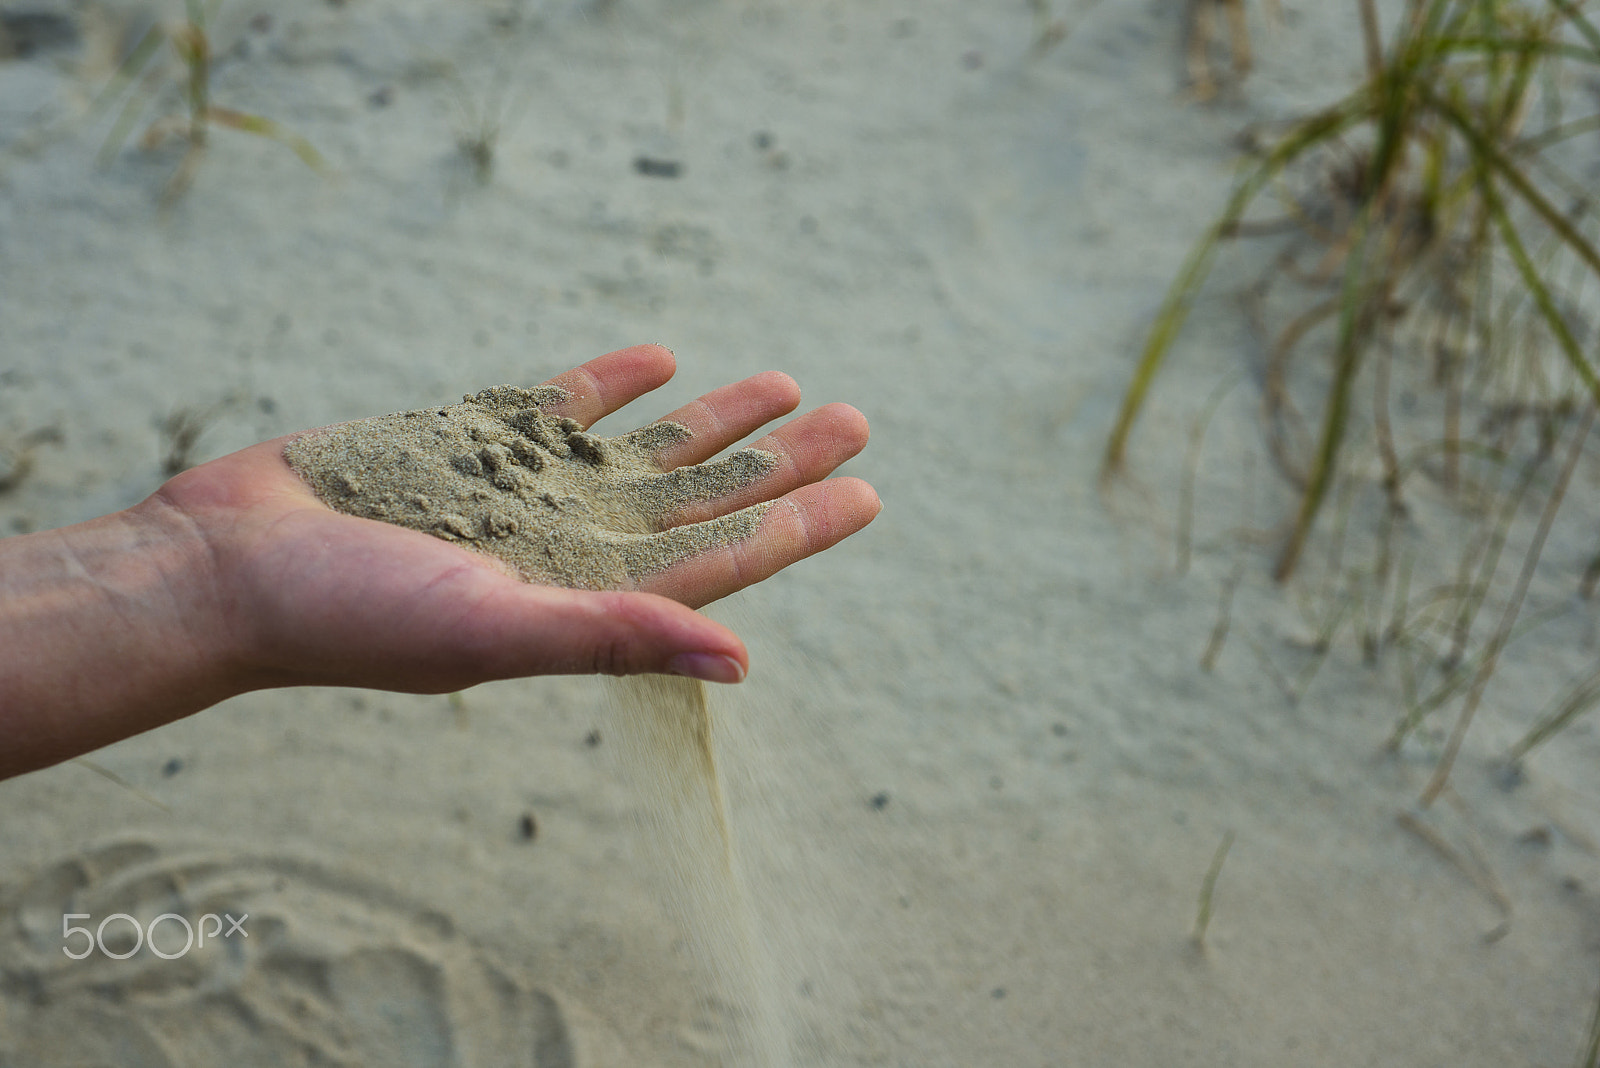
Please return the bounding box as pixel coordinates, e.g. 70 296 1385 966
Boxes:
657 401 870 526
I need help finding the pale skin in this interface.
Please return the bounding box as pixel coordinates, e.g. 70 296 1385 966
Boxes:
0 345 879 781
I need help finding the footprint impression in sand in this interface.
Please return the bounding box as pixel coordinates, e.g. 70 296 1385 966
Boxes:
0 839 628 1067
284 385 779 589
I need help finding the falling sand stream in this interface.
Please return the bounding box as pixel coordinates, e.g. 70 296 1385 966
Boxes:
606 675 792 1066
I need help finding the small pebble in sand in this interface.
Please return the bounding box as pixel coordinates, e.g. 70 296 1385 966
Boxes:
633 156 682 179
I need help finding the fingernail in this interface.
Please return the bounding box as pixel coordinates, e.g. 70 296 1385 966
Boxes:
668 652 746 684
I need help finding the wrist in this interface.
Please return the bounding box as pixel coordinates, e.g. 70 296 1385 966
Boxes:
0 494 245 778
125 488 252 686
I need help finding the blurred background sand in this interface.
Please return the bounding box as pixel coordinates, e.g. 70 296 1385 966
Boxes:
1 1 1598 1064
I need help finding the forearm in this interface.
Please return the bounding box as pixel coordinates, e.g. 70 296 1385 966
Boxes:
0 497 241 780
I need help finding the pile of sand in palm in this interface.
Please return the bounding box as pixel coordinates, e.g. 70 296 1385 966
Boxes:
284 385 779 590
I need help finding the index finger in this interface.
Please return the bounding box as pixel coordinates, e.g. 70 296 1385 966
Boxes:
538 344 678 428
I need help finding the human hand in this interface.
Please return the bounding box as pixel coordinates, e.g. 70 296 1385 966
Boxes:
152 344 877 695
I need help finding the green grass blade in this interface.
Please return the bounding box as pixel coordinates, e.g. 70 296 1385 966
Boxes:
97 64 168 168
1426 85 1600 277
1549 0 1600 55
1423 86 1600 400
1191 829 1235 949
1272 335 1363 580
1505 666 1600 763
1423 0 1467 45
1389 602 1569 748
1429 36 1600 68
1389 660 1472 749
1104 103 1362 475
92 23 170 167
1272 192 1383 581
1516 112 1600 155
1102 223 1229 476
88 21 165 120
1482 174 1600 400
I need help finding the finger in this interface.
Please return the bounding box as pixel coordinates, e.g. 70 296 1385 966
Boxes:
452 584 751 684
642 371 802 468
638 477 882 608
661 402 870 525
538 343 677 428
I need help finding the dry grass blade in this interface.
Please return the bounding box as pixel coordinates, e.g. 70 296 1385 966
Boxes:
72 758 172 813
1388 600 1568 748
1396 807 1512 941
208 107 326 171
1200 559 1246 671
1177 371 1247 575
1419 402 1595 806
1448 440 1551 665
1201 453 1255 671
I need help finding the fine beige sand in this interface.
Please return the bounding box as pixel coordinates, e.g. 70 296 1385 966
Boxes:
285 384 777 588
2 1 1600 1065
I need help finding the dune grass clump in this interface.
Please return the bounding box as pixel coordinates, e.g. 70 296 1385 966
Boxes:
1107 0 1600 571
411 7 533 191
94 0 324 205
1104 0 1600 796
444 55 520 186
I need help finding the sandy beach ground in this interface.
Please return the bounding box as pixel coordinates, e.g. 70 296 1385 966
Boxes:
2 1 1599 1064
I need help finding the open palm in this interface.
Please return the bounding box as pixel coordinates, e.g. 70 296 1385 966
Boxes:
154 345 877 693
